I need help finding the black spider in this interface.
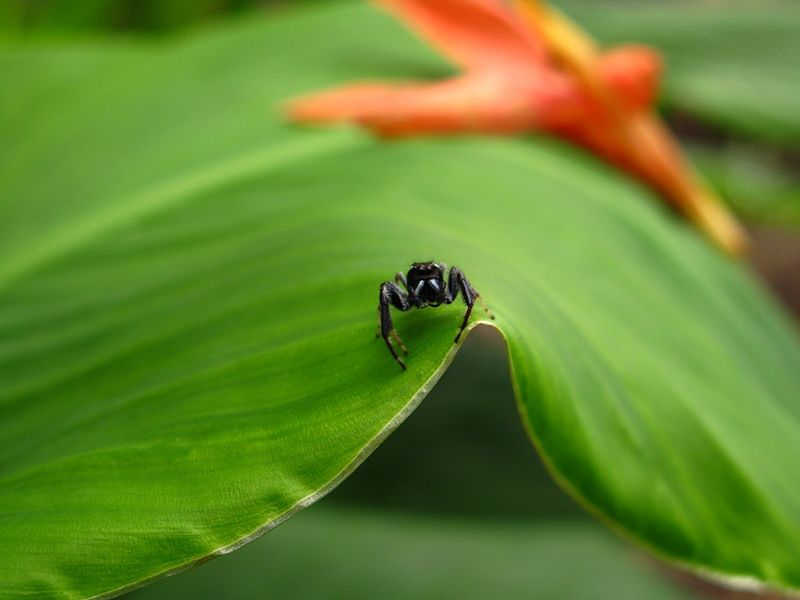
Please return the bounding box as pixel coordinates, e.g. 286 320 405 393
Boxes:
377 261 494 370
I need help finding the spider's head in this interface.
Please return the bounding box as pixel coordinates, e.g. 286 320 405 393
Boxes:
407 261 446 306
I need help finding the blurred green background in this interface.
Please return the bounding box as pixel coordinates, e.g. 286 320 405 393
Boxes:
4 1 796 598
0 0 276 33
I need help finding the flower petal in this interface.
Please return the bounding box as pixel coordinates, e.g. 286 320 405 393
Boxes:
598 46 661 112
289 74 544 136
287 48 659 143
377 0 546 72
286 0 747 254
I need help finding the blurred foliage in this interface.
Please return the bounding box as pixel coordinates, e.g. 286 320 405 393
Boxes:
0 0 267 33
557 0 800 147
687 144 800 229
129 510 693 600
4 0 799 149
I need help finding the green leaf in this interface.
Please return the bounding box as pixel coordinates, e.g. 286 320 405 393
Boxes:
130 508 695 600
330 329 587 519
556 0 800 145
2 3 800 598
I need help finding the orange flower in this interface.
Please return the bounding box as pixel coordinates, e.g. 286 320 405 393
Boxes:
287 0 746 254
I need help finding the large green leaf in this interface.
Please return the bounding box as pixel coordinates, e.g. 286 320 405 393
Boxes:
557 0 800 146
131 507 696 600
2 2 800 598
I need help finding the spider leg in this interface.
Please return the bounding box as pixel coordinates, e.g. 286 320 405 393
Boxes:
390 330 408 355
376 275 410 337
379 281 411 369
446 266 489 343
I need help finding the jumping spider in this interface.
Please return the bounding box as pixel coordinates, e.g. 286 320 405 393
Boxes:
377 261 494 370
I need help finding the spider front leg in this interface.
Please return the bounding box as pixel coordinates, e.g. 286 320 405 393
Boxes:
446 267 494 343
375 274 408 336
379 281 411 370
